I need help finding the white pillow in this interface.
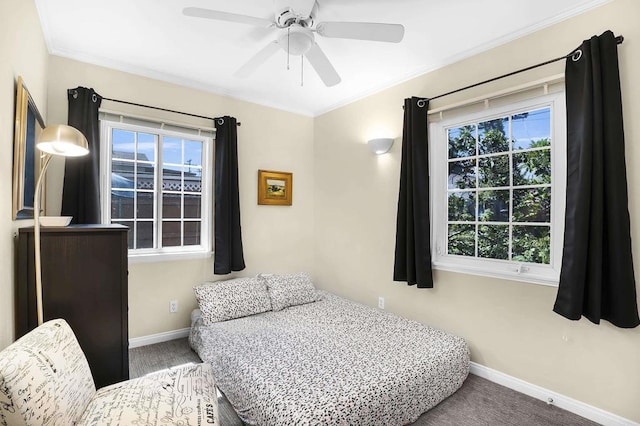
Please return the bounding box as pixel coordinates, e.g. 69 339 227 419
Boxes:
259 272 318 311
194 277 272 325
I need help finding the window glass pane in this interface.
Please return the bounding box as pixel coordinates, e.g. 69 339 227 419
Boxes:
137 192 154 219
114 221 134 249
448 125 476 159
512 108 551 150
478 117 508 154
107 124 210 254
163 137 182 165
448 159 476 190
184 167 202 193
112 129 135 159
163 192 182 219
448 191 475 221
448 224 475 256
137 163 155 190
111 162 134 189
184 194 202 219
513 149 551 186
434 99 560 280
111 192 133 219
136 221 154 249
513 188 551 223
478 190 509 222
512 225 550 264
184 140 203 167
137 132 156 162
478 225 509 259
162 221 181 247
162 165 183 191
184 222 201 246
478 155 509 188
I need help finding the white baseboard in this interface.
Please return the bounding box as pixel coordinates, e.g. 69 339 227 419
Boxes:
470 362 637 426
129 327 190 349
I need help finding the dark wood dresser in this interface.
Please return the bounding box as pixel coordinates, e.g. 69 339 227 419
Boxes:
16 224 129 388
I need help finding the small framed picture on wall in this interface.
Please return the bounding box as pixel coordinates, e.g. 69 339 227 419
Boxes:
257 170 292 206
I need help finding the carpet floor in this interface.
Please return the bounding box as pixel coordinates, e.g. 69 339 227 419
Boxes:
129 338 598 426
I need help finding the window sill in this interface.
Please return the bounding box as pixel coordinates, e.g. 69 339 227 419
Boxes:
432 261 559 287
128 250 213 264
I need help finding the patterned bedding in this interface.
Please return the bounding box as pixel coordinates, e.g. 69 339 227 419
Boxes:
190 291 469 425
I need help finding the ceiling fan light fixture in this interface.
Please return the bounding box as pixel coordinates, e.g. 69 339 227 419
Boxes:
278 25 314 55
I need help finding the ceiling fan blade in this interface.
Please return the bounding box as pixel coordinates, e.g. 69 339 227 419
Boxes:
305 43 341 87
234 41 281 78
183 7 273 28
316 22 405 43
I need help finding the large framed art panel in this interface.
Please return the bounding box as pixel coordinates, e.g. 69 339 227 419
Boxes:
13 76 45 219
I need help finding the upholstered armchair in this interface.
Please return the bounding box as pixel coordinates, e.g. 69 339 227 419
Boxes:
0 319 219 426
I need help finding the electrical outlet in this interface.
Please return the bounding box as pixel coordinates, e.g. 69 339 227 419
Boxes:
378 297 385 310
170 300 178 313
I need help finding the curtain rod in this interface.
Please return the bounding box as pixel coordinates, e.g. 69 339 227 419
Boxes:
101 96 241 126
416 34 623 105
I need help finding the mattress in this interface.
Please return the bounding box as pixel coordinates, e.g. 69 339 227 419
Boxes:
190 291 469 425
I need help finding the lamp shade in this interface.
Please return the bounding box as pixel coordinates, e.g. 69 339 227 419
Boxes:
37 124 89 157
368 137 394 155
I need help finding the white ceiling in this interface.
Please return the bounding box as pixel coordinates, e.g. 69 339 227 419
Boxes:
35 0 609 117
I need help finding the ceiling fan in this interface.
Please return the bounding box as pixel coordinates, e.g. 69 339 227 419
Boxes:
183 0 405 87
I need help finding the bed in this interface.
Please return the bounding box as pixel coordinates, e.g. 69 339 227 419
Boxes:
190 273 469 425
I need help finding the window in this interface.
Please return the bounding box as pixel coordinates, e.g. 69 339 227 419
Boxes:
430 92 566 285
100 119 213 262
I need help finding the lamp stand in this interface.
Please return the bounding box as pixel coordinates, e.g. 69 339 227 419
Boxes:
34 153 52 326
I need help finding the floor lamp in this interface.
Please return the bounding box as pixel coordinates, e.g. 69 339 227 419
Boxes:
34 124 89 325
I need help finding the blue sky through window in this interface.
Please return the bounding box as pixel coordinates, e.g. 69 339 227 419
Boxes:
512 108 550 149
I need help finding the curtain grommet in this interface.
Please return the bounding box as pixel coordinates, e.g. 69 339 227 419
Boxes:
571 49 582 62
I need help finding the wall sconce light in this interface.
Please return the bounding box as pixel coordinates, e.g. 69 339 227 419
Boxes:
34 124 89 325
368 138 394 155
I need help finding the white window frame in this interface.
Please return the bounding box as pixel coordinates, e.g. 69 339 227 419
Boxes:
429 92 566 286
100 119 213 263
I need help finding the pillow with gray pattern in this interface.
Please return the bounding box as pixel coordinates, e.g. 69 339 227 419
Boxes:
259 272 318 311
194 277 272 325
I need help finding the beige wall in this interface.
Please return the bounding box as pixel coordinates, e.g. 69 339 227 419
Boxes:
0 0 49 349
45 56 315 338
313 0 640 422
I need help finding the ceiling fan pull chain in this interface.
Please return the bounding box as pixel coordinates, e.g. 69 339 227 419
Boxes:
287 27 290 70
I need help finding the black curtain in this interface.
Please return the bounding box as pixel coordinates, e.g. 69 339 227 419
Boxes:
554 30 639 328
393 97 433 288
214 116 246 274
62 87 102 224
